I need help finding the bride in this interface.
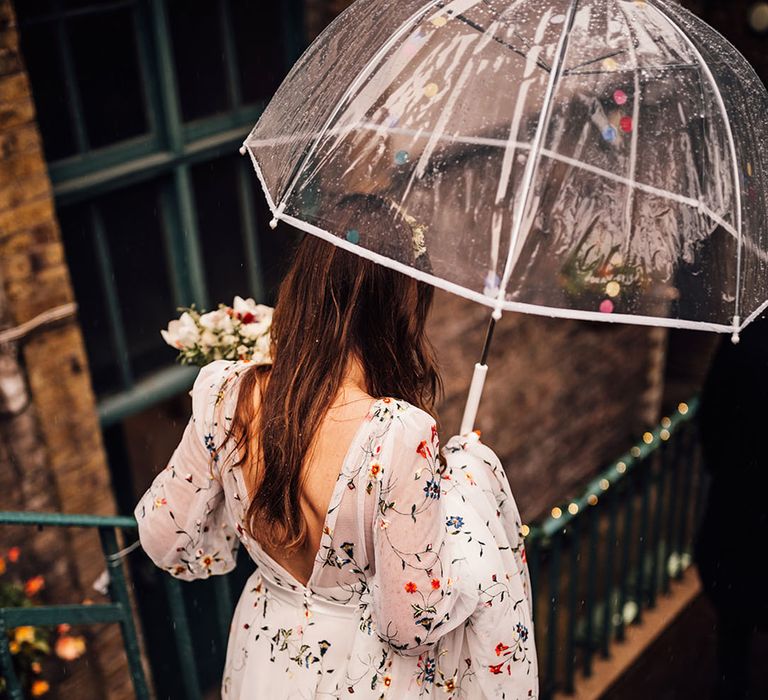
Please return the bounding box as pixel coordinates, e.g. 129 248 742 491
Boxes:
136 198 538 698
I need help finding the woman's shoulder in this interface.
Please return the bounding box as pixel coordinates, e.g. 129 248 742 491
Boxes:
190 359 265 438
370 397 438 442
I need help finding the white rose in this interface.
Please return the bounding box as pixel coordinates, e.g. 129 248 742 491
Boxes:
240 319 270 340
161 312 200 349
233 296 259 317
199 309 234 333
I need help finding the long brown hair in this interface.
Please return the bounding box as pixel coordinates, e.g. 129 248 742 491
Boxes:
228 195 442 551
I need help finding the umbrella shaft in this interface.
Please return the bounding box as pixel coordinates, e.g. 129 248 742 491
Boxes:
480 317 497 366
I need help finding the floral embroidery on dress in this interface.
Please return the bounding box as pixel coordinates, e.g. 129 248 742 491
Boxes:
135 360 539 699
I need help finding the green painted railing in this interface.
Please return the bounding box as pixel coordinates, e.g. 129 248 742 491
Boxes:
525 398 703 698
0 401 702 699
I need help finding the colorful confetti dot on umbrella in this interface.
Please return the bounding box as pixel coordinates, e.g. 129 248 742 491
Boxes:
395 150 410 165
620 115 633 132
602 125 617 142
599 299 615 313
424 82 439 98
346 229 360 244
606 281 621 297
613 89 627 105
602 57 619 71
430 15 447 27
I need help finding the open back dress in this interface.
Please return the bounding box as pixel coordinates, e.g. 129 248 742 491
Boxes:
136 360 538 699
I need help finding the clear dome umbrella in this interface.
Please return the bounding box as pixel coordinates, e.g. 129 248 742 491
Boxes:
241 0 768 433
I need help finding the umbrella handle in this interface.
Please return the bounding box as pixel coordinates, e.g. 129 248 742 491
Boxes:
460 363 488 435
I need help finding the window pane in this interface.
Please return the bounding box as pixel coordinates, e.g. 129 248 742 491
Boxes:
231 0 290 104
168 0 230 121
96 181 176 380
67 6 148 149
16 22 79 161
57 205 120 395
249 175 301 303
191 156 251 304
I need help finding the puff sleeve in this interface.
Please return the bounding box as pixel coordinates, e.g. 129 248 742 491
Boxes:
135 360 240 580
371 407 475 656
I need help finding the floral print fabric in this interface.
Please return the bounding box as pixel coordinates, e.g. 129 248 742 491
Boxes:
136 360 538 698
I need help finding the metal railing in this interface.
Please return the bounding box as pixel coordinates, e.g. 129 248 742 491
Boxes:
0 512 148 700
0 401 703 699
525 399 704 698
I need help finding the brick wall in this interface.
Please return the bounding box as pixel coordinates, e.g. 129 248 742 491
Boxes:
0 2 136 697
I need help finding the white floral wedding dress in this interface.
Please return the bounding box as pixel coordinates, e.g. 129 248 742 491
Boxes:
136 360 538 699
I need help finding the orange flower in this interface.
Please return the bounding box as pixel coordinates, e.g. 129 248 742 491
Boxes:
489 663 504 675
25 575 45 597
495 642 510 656
30 680 49 696
431 578 441 590
14 626 35 644
8 546 20 562
416 440 429 459
404 581 418 594
55 634 87 661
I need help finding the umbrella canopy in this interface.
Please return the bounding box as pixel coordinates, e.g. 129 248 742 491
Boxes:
243 0 768 336
242 0 768 431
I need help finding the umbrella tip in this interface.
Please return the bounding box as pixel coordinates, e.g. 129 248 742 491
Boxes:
731 315 741 344
269 218 279 230
239 145 247 156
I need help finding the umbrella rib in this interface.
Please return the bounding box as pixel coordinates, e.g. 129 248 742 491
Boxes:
451 12 553 73
615 0 642 260
492 0 581 319
650 0 744 334
266 0 447 222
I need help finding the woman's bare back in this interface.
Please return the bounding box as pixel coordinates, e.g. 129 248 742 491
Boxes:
251 374 376 585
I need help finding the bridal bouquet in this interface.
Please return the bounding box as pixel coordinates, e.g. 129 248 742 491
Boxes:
161 296 273 367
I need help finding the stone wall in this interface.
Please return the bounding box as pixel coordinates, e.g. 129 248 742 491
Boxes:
0 2 135 697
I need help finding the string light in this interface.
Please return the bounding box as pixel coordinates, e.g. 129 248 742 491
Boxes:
661 417 671 428
642 432 654 444
631 446 641 457
568 503 579 515
599 478 610 491
551 507 563 519
660 429 670 441
748 2 768 33
616 461 627 474
678 402 689 415
587 494 598 506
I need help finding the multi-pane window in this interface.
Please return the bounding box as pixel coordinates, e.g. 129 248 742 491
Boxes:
16 0 304 420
